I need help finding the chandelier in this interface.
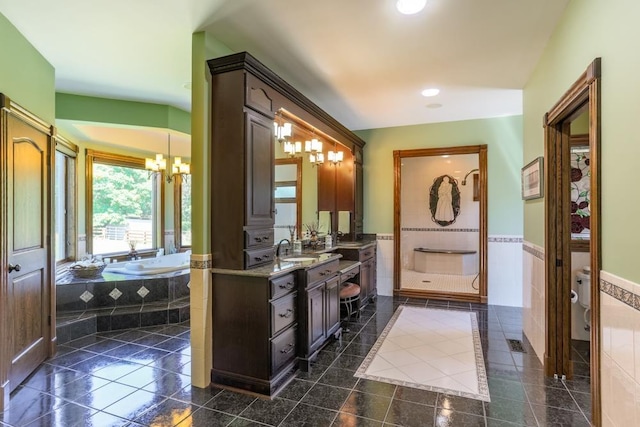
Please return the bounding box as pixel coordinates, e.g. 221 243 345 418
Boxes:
145 133 191 183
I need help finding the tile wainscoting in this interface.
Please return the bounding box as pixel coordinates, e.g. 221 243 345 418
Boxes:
487 236 523 307
522 241 546 365
600 270 640 426
376 234 524 307
189 253 213 388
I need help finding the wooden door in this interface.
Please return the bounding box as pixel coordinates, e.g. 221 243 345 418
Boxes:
0 99 53 410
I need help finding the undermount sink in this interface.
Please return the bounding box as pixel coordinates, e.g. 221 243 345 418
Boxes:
282 257 317 262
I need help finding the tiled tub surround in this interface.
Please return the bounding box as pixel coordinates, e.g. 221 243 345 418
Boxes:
56 270 190 344
1 297 592 426
600 271 640 426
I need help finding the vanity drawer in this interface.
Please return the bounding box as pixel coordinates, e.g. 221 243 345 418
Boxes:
359 247 376 262
306 258 340 285
271 273 296 300
245 228 274 248
271 293 296 335
245 247 275 268
271 325 296 372
340 264 360 284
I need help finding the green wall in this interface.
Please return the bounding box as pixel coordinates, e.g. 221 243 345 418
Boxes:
523 0 640 282
190 32 234 254
57 93 190 134
0 12 55 123
356 115 523 235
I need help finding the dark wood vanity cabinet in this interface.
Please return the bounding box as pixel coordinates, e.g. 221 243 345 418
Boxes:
299 258 341 370
336 244 377 306
211 272 297 395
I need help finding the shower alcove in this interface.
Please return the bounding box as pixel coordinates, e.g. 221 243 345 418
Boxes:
393 145 488 303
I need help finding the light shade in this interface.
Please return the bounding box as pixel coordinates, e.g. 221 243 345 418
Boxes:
396 0 427 15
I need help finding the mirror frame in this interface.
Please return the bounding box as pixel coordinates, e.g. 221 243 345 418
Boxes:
393 145 488 303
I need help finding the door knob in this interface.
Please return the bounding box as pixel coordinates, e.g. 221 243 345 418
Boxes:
8 263 21 273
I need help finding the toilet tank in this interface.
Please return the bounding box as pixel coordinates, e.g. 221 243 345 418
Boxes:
576 266 591 309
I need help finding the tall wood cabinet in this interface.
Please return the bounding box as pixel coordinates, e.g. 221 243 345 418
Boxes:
208 52 367 270
208 59 277 269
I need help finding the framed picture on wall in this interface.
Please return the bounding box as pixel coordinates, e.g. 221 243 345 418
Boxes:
522 157 544 200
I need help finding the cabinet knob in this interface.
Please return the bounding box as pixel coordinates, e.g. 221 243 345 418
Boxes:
279 309 293 318
280 343 294 354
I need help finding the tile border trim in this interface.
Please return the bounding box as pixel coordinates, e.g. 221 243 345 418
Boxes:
376 234 523 243
190 253 212 270
523 242 545 261
600 279 640 312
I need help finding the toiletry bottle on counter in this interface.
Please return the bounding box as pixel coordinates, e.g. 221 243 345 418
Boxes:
293 237 302 254
325 234 332 249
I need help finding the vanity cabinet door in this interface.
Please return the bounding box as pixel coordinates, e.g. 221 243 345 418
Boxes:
245 110 274 227
325 276 340 337
360 258 373 304
307 283 326 352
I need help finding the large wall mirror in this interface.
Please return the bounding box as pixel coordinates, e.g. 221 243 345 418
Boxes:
274 109 354 242
393 145 488 303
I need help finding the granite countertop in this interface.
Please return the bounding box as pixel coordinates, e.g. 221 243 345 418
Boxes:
211 252 342 278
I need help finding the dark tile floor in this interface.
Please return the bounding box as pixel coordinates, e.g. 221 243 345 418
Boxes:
1 296 592 426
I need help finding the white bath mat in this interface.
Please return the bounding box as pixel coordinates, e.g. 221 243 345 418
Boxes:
354 306 490 402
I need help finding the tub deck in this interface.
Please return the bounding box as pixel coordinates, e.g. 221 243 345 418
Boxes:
414 247 478 275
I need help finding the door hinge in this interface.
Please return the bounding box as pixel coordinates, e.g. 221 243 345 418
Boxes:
556 259 563 267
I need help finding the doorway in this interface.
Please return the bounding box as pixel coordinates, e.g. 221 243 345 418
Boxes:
393 145 488 303
543 58 601 423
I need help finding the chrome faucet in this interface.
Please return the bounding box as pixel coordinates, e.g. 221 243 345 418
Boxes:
276 239 291 258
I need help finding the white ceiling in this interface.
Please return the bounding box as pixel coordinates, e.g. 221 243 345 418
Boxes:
0 0 569 147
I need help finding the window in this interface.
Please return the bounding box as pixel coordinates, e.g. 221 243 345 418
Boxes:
54 136 78 263
274 158 302 242
86 150 162 255
174 175 191 249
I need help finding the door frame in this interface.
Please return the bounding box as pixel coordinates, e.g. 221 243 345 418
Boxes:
393 145 488 303
543 58 601 423
0 94 56 411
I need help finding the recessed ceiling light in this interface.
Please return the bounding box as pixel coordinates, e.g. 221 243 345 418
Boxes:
441 155 450 158
396 0 427 15
426 103 443 109
421 88 440 97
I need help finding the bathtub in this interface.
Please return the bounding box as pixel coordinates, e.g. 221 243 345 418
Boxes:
105 252 191 276
413 248 478 275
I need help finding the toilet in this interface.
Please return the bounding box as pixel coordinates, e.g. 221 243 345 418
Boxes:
576 266 591 327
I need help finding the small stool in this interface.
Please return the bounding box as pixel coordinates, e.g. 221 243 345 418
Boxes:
339 282 361 327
